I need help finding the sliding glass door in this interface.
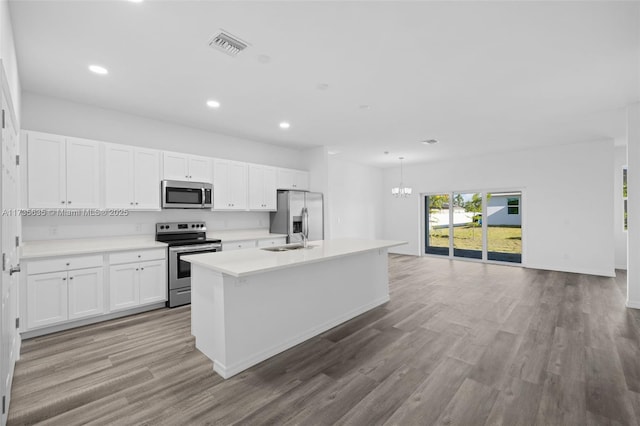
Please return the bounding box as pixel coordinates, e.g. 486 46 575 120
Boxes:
425 194 450 255
487 192 522 263
452 192 483 259
424 190 522 264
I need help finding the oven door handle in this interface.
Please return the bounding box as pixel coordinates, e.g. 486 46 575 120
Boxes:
169 244 221 254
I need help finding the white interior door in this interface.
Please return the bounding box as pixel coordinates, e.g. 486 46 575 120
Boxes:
1 82 20 424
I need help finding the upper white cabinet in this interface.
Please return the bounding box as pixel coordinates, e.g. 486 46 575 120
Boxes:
248 164 277 210
213 159 248 210
277 168 309 191
27 132 100 209
163 152 212 183
104 143 160 210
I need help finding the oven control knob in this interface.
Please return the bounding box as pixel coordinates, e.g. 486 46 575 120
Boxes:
191 224 195 228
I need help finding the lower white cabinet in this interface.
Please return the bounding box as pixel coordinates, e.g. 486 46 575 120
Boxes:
109 259 166 312
222 240 256 251
26 271 68 329
26 264 104 329
257 238 287 248
223 237 287 251
68 267 104 320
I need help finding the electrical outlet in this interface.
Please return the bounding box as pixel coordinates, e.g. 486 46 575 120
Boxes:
135 224 143 233
49 226 58 236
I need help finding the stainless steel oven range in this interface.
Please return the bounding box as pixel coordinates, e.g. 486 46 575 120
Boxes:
155 222 222 308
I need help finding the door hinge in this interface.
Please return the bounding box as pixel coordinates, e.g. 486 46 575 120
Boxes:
15 154 19 166
15 317 19 329
15 236 19 247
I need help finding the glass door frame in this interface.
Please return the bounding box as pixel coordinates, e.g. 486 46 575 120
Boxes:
421 189 525 266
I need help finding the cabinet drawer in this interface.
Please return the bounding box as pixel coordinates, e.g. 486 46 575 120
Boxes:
257 238 287 248
222 240 256 251
109 248 166 265
28 255 103 275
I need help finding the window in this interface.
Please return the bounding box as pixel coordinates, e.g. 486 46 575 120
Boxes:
507 197 519 215
624 166 628 231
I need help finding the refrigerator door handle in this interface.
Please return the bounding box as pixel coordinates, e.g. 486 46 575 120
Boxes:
302 207 309 240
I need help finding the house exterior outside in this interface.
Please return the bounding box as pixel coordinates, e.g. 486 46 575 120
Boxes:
487 193 521 226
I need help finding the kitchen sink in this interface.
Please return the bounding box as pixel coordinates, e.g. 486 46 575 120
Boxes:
261 243 315 252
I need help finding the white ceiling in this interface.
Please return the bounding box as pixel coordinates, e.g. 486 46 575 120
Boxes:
9 1 640 167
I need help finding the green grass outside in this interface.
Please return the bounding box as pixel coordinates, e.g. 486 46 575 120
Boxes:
428 225 522 253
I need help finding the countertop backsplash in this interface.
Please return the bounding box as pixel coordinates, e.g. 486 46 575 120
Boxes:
22 210 270 241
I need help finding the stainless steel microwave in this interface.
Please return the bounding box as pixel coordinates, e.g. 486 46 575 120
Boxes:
161 180 213 209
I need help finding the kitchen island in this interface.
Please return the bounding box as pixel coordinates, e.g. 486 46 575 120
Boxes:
183 238 406 379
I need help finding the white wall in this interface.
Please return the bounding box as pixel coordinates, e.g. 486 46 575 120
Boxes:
327 157 383 239
20 92 308 241
383 139 616 277
1 0 20 124
21 92 304 169
627 104 640 308
303 146 331 238
614 145 627 269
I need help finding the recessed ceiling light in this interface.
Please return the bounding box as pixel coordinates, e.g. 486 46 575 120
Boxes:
128 0 144 3
88 65 108 75
206 100 221 108
317 83 329 91
421 139 439 145
279 122 291 129
328 150 340 155
359 105 371 110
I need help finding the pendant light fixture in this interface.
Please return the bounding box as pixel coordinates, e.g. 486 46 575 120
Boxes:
392 157 412 197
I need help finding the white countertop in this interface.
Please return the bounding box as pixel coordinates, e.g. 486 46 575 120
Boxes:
21 236 168 259
208 229 287 242
184 239 406 277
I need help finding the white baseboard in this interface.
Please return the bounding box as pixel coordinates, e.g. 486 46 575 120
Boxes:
21 302 166 339
213 296 390 379
525 263 616 278
626 300 640 310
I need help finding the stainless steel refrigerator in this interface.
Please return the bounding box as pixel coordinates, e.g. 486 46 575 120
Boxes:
270 190 324 243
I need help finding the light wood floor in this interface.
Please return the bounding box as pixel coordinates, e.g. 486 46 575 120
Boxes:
8 255 640 425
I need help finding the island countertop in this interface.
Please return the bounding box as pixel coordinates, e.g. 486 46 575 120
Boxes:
183 238 406 277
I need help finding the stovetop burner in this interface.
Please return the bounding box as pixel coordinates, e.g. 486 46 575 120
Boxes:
155 222 221 246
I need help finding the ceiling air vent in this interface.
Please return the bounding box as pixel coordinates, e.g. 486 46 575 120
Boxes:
209 31 249 57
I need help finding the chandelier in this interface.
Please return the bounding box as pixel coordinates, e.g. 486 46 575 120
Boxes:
391 157 412 197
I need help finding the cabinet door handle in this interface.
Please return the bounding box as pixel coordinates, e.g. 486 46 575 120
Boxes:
136 268 139 271
62 277 66 281
66 262 70 266
69 277 74 280
68 201 72 204
61 201 65 204
138 255 141 258
141 267 144 271
135 202 139 205
130 202 134 205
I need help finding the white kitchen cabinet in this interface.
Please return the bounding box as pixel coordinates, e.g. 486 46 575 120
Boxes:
163 152 212 183
68 267 104 320
27 132 100 209
138 260 166 304
26 256 105 329
256 237 287 248
248 164 277 210
104 143 160 210
134 148 161 209
222 240 256 251
109 263 139 311
26 271 68 329
109 249 167 312
213 159 248 210
276 168 309 191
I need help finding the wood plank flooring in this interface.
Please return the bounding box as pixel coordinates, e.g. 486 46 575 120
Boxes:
8 255 640 425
